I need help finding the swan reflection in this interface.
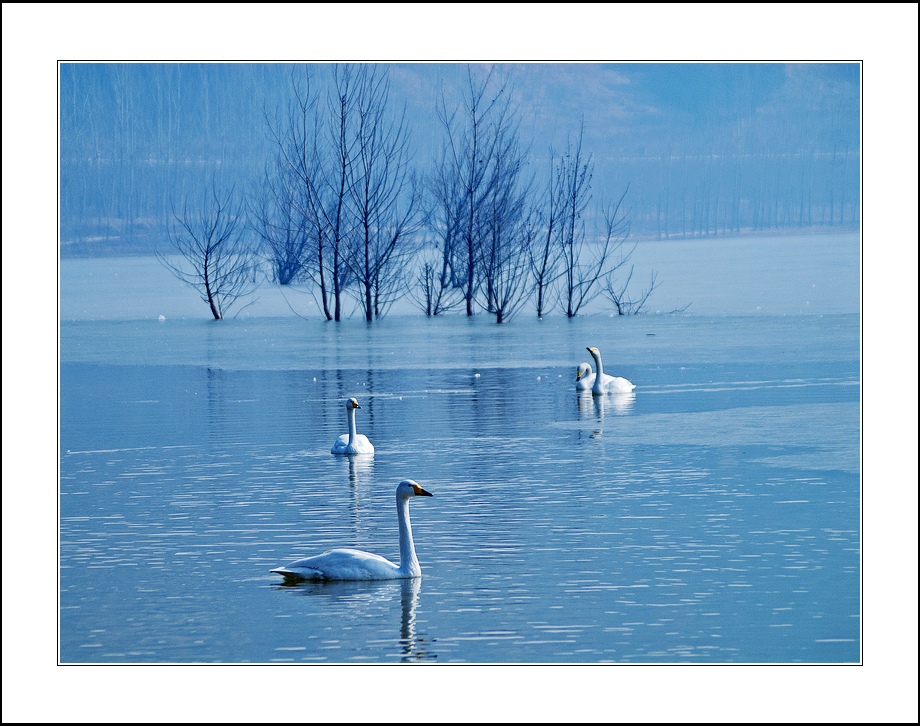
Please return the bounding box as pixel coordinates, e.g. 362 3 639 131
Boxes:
579 390 636 419
337 453 375 535
345 452 375 485
601 391 636 416
398 577 435 662
578 390 636 438
273 576 436 661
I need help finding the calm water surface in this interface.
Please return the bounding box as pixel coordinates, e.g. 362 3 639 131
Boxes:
59 294 860 663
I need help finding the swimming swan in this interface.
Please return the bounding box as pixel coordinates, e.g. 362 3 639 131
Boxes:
576 362 596 391
586 346 636 395
331 397 375 455
271 480 434 582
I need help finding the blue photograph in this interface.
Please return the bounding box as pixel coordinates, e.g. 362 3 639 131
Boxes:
4 4 917 724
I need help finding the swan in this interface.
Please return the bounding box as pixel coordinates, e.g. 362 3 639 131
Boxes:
575 362 595 391
271 480 434 582
331 397 375 455
586 346 636 395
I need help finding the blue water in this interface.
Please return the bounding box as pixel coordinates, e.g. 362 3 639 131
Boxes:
58 301 861 663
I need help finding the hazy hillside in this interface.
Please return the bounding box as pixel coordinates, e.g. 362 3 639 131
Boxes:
59 62 860 256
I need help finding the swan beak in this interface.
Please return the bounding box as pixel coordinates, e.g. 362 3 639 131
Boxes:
412 484 434 497
576 371 582 380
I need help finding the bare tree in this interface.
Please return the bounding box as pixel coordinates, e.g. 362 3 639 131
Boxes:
602 251 687 315
420 134 468 315
410 244 463 315
158 182 257 320
556 123 621 318
572 187 631 311
476 109 534 324
529 149 565 319
342 66 422 321
263 66 353 320
598 197 676 314
478 207 534 323
249 154 309 285
435 66 513 316
603 267 660 315
264 64 423 322
307 64 366 321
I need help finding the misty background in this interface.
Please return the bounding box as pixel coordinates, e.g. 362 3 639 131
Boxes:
59 62 860 256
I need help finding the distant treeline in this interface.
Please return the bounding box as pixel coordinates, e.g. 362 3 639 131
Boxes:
60 63 860 255
616 147 859 238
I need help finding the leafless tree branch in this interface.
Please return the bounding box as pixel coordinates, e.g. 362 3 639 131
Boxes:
157 182 257 320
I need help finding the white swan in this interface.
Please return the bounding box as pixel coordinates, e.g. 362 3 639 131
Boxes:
575 362 595 391
331 397 375 455
271 480 434 582
586 346 636 395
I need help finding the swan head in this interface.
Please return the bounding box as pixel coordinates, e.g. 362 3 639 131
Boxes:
397 479 434 499
586 346 599 356
576 362 592 381
346 397 361 410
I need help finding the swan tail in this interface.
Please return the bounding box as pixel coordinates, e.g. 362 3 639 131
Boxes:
270 566 324 582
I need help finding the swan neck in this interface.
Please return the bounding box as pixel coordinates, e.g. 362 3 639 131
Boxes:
590 351 606 394
347 406 358 443
592 351 604 378
396 495 420 577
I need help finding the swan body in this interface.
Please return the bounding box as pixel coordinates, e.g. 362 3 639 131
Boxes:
586 346 636 395
576 362 596 391
331 397 374 455
271 480 433 582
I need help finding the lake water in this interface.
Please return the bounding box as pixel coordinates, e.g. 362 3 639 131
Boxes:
55 233 863 666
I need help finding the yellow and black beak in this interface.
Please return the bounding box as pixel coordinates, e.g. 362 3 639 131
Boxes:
412 483 434 497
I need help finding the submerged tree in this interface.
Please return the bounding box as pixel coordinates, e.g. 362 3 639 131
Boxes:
603 267 662 315
342 65 421 321
555 124 608 317
478 201 534 323
263 66 346 320
264 64 420 321
552 122 637 318
529 149 565 319
476 104 535 324
420 128 468 316
311 64 363 321
434 66 525 317
596 190 678 315
411 244 463 315
250 152 309 285
158 182 257 320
